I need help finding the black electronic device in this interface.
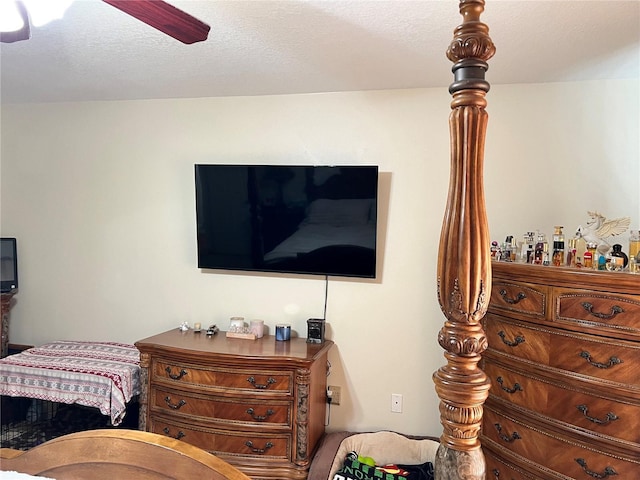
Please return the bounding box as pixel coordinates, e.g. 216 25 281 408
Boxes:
0 238 18 293
306 318 325 344
195 165 378 278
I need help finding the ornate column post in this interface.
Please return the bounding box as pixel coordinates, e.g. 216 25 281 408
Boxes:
294 367 311 467
433 1 495 479
137 351 150 431
1 292 17 358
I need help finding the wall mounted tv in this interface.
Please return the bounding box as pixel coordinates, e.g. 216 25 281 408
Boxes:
195 165 378 278
0 238 18 293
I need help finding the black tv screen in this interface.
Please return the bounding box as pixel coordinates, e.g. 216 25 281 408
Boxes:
195 165 378 278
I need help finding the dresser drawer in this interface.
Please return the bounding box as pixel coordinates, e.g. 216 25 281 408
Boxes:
484 362 548 411
150 416 291 460
548 388 639 444
485 315 550 364
150 386 293 428
548 330 640 386
490 280 549 320
152 358 293 395
485 361 639 444
554 288 640 338
484 448 540 480
486 315 640 386
483 407 640 479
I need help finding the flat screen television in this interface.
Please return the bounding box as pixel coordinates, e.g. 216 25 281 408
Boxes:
0 238 18 293
195 165 378 278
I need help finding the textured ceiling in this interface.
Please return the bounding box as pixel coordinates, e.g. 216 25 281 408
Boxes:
0 0 638 104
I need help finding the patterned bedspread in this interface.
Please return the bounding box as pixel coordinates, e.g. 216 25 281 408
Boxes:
0 341 140 426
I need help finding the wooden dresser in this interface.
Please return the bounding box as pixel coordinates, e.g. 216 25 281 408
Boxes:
135 329 333 480
481 262 640 479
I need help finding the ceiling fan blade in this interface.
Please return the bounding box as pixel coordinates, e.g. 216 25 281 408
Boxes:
102 0 210 44
0 1 31 44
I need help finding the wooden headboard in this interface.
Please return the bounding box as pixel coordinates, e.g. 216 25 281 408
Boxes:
0 429 251 480
433 0 495 477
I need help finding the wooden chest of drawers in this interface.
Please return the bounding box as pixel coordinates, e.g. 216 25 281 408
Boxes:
135 329 333 480
481 262 640 480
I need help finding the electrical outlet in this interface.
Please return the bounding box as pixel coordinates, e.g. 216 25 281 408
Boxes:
391 393 403 413
327 385 341 405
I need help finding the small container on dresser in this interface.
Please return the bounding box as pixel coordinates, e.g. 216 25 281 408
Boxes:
135 329 334 480
481 262 640 480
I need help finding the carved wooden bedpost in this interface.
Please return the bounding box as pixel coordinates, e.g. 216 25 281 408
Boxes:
433 1 495 479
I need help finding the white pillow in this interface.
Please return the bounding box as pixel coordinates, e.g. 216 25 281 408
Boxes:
328 431 439 479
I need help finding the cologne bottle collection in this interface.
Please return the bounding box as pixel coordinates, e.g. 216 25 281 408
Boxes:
492 227 640 274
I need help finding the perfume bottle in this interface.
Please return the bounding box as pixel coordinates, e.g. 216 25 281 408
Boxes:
584 242 597 269
491 241 499 260
503 235 517 262
630 230 640 262
534 232 547 265
606 252 624 271
503 236 513 262
522 232 535 264
552 226 565 267
543 242 550 266
566 237 576 267
610 244 628 268
511 236 519 262
630 252 640 274
574 230 587 267
598 251 607 270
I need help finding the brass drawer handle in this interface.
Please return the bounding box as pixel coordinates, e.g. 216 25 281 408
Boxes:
581 302 624 320
244 440 274 454
499 289 527 305
579 351 623 369
246 407 274 421
577 405 619 425
247 376 277 389
162 427 185 440
494 423 521 443
496 376 522 394
165 366 188 380
164 396 187 410
491 469 511 480
497 330 525 347
575 458 617 478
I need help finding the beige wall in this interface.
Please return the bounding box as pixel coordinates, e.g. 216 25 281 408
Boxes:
1 78 638 436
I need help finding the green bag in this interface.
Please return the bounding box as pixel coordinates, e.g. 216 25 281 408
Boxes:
333 453 404 480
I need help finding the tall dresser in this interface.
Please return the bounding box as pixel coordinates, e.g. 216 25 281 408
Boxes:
481 262 639 479
135 329 333 480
